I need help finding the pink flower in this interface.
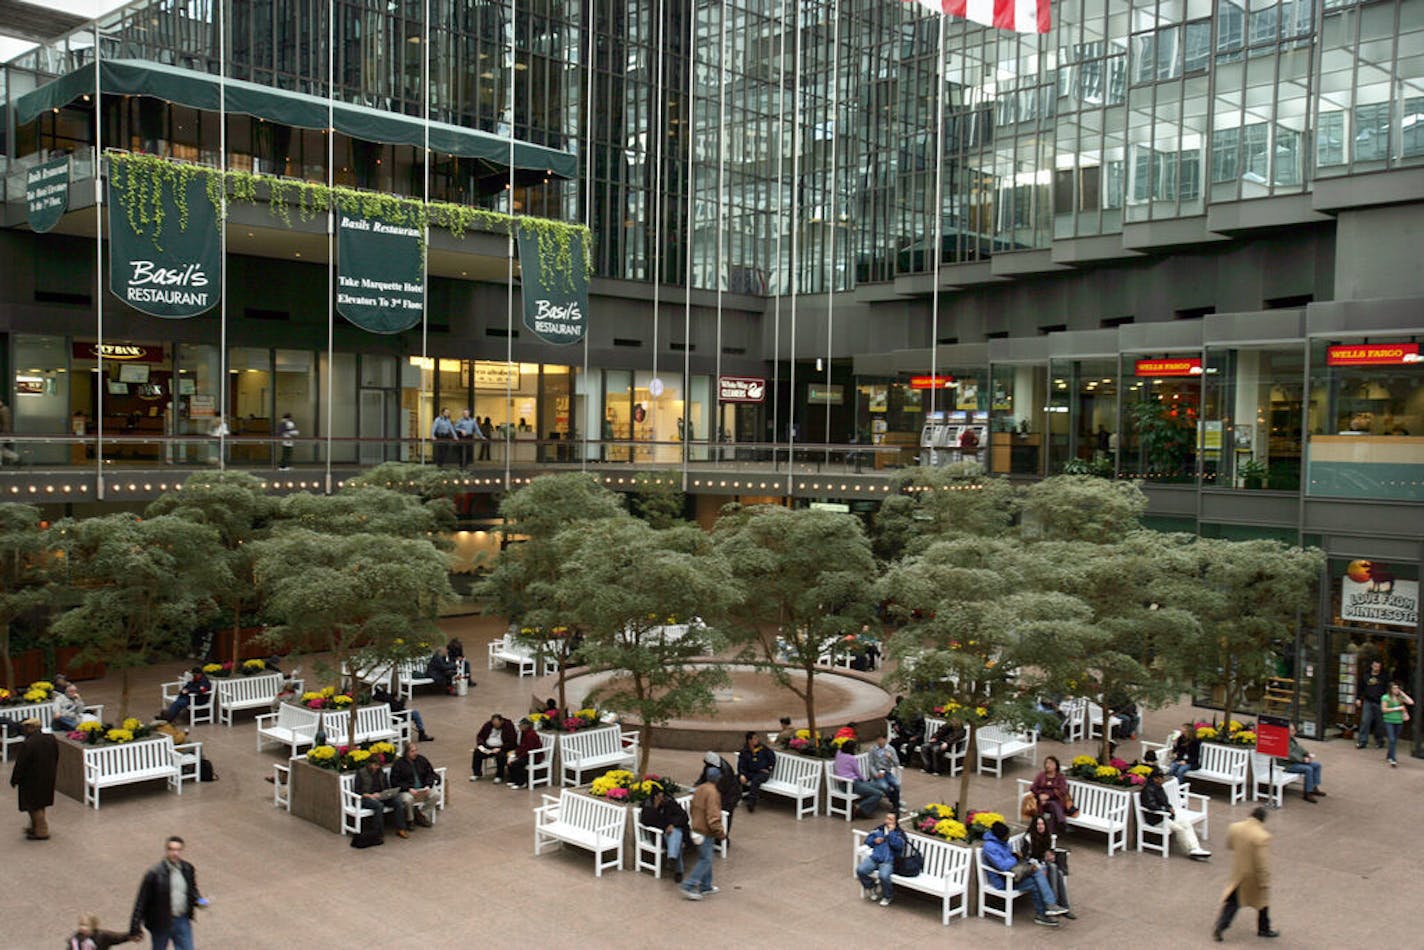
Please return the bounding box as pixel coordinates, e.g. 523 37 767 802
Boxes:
67 731 84 740
1128 774 1146 785
563 718 581 731
1109 757 1129 771
607 787 628 801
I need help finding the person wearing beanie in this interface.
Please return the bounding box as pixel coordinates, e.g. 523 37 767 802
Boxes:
981 820 1069 926
696 750 740 835
1141 769 1211 860
681 766 726 900
11 717 58 840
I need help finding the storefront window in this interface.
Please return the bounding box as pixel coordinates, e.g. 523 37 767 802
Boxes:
1202 345 1303 490
1120 354 1200 481
229 347 272 465
633 369 683 463
988 363 1046 475
274 349 315 466
852 378 924 469
12 334 69 465
1321 558 1419 744
177 343 221 465
1048 359 1118 474
404 357 433 461
72 340 171 466
1306 336 1424 500
320 352 358 464
604 370 632 462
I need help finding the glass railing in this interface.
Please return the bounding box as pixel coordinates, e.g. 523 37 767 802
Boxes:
1306 435 1424 502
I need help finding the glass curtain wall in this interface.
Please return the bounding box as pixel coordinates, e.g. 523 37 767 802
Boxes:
1201 344 1305 489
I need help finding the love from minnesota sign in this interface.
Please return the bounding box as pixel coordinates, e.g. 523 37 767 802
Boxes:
518 224 588 345
107 158 221 319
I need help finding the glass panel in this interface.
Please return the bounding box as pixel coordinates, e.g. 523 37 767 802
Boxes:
12 333 70 466
273 349 314 468
176 343 220 465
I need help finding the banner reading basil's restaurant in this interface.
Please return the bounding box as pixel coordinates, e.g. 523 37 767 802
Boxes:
26 156 70 233
335 212 424 334
107 158 221 318
518 224 588 345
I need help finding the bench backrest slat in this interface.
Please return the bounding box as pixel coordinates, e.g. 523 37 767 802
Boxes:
771 752 823 786
563 727 622 758
86 736 174 772
1198 743 1249 776
218 673 283 704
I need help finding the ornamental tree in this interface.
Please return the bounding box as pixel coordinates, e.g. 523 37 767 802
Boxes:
478 473 628 707
146 471 279 669
50 513 230 719
712 505 877 737
254 528 453 746
1155 536 1324 728
871 463 1017 562
1018 476 1148 544
552 517 734 773
881 536 1076 815
0 504 53 690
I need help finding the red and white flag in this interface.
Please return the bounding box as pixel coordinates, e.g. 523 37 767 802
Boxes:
908 0 1051 34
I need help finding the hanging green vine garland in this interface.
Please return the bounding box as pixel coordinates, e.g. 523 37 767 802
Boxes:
108 153 593 286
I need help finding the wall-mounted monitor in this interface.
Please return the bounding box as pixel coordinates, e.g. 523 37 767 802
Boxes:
107 381 129 396
118 363 150 384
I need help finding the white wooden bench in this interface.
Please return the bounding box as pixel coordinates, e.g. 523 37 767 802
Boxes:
1133 777 1210 858
534 789 627 876
826 751 900 820
1016 777 1131 855
159 680 214 726
1083 700 1127 740
82 735 200 809
1059 698 1088 744
1184 743 1250 805
394 659 436 702
256 704 321 755
321 704 404 747
558 726 638 787
973 834 1028 926
524 732 556 789
635 793 727 877
339 764 448 836
760 751 823 819
975 724 1038 778
1 701 103 762
339 661 396 693
216 673 286 726
487 634 558 678
852 829 971 925
1250 751 1301 808
918 717 968 775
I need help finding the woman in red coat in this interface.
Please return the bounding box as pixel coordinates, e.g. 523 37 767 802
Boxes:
1028 755 1075 833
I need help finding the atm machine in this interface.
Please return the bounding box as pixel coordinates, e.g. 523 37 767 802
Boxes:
919 412 956 466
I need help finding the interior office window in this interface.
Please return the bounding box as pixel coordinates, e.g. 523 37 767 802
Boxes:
1243 122 1270 182
1217 0 1246 60
1156 26 1181 81
1053 168 1075 214
1131 33 1156 85
1184 20 1212 73
1248 3 1279 47
1105 159 1125 208
1353 102 1391 162
1403 98 1424 157
1212 125 1241 182
1274 127 1302 184
1131 146 1153 202
1282 0 1314 38
1107 55 1127 104
1080 164 1101 209
1316 111 1346 166
1178 149 1201 199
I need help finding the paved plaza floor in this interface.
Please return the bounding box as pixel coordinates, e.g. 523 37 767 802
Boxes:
10 613 1418 949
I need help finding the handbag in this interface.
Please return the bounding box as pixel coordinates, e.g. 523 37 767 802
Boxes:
1010 860 1034 885
1052 847 1071 876
892 839 923 878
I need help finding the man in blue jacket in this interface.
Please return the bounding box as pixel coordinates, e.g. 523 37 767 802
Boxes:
856 812 906 906
736 732 775 812
983 821 1070 927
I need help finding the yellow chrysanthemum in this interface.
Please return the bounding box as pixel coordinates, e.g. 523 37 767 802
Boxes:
23 690 47 703
29 681 53 693
300 691 322 703
928 803 954 818
1235 731 1256 743
1128 764 1154 777
332 694 354 706
307 745 337 761
202 663 223 674
105 728 134 743
1071 755 1098 768
78 721 104 733
122 717 144 731
934 819 967 840
347 749 371 764
1095 765 1121 779
370 742 397 757
320 686 336 698
1196 726 1218 740
971 811 1005 828
243 659 266 671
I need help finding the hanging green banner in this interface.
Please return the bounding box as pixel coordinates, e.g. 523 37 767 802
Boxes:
107 158 221 319
26 157 70 233
518 224 588 345
336 212 424 334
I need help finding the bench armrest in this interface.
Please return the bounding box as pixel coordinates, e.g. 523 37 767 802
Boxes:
1181 789 1210 813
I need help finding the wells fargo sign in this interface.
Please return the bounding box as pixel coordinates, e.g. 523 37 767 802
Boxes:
1135 358 1203 377
1326 344 1421 367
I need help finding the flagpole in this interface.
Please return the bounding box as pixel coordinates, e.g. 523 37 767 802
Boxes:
93 18 104 499
649 0 665 463
218 0 228 471
929 9 945 427
325 0 335 492
581 0 595 472
503 0 516 490
770 0 786 475
713 0 728 467
823 0 840 466
680 0 695 486
786 0 801 495
421 0 430 474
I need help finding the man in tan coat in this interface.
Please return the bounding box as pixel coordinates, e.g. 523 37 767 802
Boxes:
1213 806 1278 941
679 762 727 901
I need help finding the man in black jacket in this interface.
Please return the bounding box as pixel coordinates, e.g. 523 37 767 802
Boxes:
639 785 692 882
390 743 440 829
11 718 58 840
130 836 202 947
1355 658 1388 749
736 732 775 813
1141 769 1211 861
354 757 407 839
695 751 740 836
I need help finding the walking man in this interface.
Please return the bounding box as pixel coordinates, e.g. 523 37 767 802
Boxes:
276 412 298 471
130 835 203 949
1213 807 1278 941
1355 659 1387 749
11 717 58 840
454 410 482 468
680 764 726 900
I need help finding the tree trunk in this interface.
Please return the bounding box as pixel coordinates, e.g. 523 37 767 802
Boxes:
958 723 977 818
803 667 817 738
120 666 132 721
230 603 242 670
1221 655 1236 731
1099 693 1113 763
638 723 651 775
1 621 12 690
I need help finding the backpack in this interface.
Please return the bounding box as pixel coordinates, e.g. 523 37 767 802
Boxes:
199 759 218 782
892 837 924 877
349 829 383 849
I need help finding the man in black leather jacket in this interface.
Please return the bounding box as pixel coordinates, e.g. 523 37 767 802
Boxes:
390 743 441 828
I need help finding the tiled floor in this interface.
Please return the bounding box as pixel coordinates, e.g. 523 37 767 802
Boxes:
11 613 1418 948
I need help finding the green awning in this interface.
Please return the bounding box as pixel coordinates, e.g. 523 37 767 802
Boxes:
15 59 577 180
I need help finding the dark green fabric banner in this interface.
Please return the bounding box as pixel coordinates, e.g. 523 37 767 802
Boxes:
518 226 588 346
15 59 577 179
107 162 221 319
336 213 424 334
25 157 70 233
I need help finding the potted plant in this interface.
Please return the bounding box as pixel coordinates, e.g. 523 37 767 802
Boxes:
1238 458 1268 490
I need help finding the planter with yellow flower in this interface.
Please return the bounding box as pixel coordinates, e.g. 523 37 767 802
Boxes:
289 740 401 833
